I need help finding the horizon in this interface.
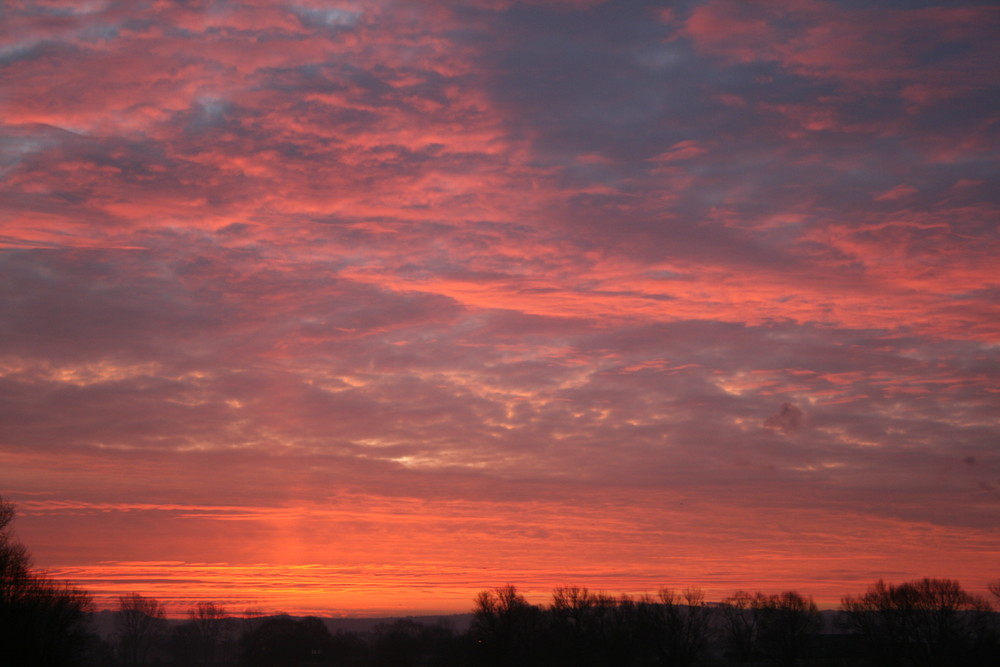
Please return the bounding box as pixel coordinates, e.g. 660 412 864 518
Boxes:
71 576 1000 620
2 0 998 618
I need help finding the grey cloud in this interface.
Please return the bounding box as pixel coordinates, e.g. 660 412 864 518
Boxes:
764 402 805 434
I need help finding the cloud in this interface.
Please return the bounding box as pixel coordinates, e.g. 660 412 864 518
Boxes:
764 402 805 435
1 0 998 614
874 184 918 201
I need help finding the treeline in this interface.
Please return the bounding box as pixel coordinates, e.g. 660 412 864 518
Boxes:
469 582 1000 667
24 581 1000 667
4 495 1000 666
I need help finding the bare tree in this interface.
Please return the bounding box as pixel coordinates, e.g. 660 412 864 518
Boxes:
0 496 94 666
550 586 617 665
606 593 642 665
116 592 167 666
718 590 768 662
190 601 231 665
644 587 714 667
472 585 542 665
758 591 820 666
0 498 31 605
842 578 993 667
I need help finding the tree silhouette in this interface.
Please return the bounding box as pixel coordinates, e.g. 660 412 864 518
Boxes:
757 591 819 666
719 590 768 663
189 600 233 665
169 621 201 666
368 618 466 667
549 586 619 666
599 594 640 665
472 585 543 665
116 592 167 666
239 615 334 667
634 587 714 667
841 577 994 667
0 496 94 667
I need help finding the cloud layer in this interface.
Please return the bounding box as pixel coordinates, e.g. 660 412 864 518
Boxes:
2 0 998 614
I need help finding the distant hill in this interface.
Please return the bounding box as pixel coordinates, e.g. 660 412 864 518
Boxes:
323 613 474 634
87 609 474 641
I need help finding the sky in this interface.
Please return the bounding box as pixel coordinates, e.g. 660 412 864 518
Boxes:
1 0 998 617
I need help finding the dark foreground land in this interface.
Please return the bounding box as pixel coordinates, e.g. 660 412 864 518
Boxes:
10 583 1000 667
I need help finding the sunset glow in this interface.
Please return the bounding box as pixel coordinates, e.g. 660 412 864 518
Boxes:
2 0 998 616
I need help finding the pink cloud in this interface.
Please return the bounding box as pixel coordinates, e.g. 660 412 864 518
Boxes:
681 1 999 88
649 140 708 163
875 184 919 201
